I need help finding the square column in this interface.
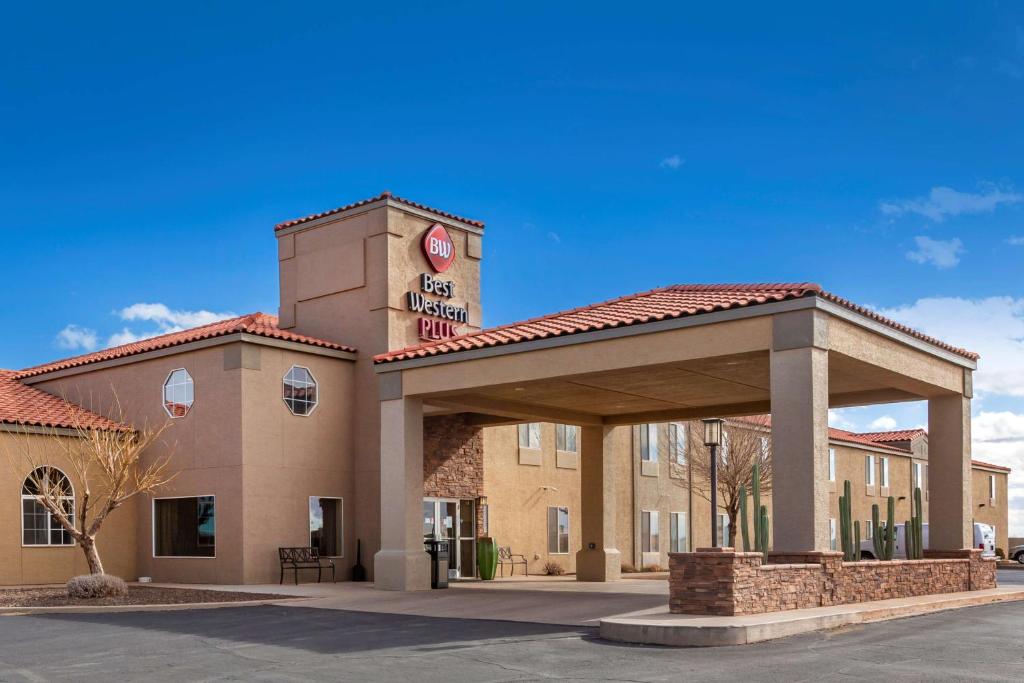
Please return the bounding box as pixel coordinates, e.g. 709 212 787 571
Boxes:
770 345 831 551
373 397 430 590
576 425 621 581
928 394 972 549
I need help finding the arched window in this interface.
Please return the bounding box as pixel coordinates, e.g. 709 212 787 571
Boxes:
22 467 75 546
283 366 318 416
163 368 195 418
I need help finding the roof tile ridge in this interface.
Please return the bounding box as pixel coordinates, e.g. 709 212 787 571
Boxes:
275 191 485 231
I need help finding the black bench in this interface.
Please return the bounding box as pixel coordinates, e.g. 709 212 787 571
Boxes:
279 547 336 585
498 546 528 577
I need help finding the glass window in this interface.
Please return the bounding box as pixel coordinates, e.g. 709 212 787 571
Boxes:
309 497 343 557
283 366 318 416
990 475 996 501
865 455 876 486
716 514 730 548
555 424 578 452
640 424 659 463
642 510 660 552
913 462 923 489
669 423 687 465
670 512 688 552
163 368 195 418
518 423 541 449
880 457 889 487
864 521 873 540
547 506 569 554
828 448 836 482
829 518 837 550
720 431 730 464
21 467 74 546
154 496 215 557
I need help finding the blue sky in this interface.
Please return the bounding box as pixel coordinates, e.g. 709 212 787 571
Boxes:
3 3 1024 527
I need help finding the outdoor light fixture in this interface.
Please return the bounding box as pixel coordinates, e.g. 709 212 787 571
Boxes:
702 418 725 547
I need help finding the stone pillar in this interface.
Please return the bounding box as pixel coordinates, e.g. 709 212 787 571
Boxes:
576 425 621 581
373 397 430 590
928 393 972 550
770 311 831 551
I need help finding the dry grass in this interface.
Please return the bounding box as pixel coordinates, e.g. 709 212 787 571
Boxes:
0 585 290 608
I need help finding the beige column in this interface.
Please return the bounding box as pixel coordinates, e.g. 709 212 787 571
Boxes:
928 394 972 549
770 342 831 552
373 396 430 590
576 425 621 581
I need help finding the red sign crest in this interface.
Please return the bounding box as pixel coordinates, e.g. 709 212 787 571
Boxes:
422 223 455 273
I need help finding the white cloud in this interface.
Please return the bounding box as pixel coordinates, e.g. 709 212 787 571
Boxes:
905 236 964 268
880 186 1022 222
546 231 561 243
868 415 898 431
55 324 98 352
106 328 145 347
118 303 234 329
1007 235 1024 246
659 155 684 170
828 409 857 431
973 411 1024 535
880 296 1024 398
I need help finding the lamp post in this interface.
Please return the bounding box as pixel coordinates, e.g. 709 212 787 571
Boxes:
702 418 724 547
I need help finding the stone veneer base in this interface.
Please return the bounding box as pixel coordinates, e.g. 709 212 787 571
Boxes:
600 585 1024 647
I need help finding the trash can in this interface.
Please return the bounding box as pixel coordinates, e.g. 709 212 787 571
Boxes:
425 539 450 589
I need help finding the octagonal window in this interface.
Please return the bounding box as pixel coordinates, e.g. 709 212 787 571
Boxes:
283 366 318 416
163 368 194 418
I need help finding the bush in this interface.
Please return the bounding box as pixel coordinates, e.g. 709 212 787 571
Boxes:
66 574 128 599
543 561 565 576
642 563 663 572
996 548 1006 559
620 563 637 573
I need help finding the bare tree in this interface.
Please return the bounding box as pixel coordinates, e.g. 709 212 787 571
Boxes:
3 393 176 575
685 416 773 549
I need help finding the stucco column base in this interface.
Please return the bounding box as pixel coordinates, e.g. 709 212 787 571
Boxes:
576 548 622 582
373 549 431 591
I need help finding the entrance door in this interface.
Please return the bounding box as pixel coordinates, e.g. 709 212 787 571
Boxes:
423 498 475 578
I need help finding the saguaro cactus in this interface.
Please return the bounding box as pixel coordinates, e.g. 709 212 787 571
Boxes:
739 485 751 552
853 520 861 561
838 479 858 561
871 496 896 561
905 486 924 560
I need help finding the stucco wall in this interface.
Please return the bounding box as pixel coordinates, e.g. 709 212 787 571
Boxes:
972 468 1009 554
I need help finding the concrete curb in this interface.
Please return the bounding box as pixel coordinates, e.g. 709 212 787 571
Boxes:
0 597 313 616
599 587 1024 647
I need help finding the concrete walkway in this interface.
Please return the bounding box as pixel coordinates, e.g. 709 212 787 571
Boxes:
150 575 670 627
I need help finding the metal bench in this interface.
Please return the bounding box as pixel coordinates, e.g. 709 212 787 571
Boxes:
279 547 336 585
498 546 528 577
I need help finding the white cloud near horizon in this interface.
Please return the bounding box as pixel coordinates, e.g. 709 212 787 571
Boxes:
659 154 684 170
880 185 1022 222
1007 235 1024 246
868 415 898 431
906 235 964 268
55 324 99 352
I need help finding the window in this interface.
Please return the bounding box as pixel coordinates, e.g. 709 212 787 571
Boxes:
864 521 873 540
162 368 194 418
555 424 578 452
669 423 687 465
640 424 658 463
865 455 876 486
716 514 730 547
880 456 889 487
283 366 318 416
518 423 541 449
309 497 343 557
153 496 215 557
22 467 74 546
720 430 731 464
547 506 569 554
670 512 688 552
829 518 837 551
641 510 660 553
913 462 923 489
989 475 996 502
828 448 836 482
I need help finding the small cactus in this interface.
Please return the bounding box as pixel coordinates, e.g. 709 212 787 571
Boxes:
739 485 751 552
838 479 859 561
739 465 770 557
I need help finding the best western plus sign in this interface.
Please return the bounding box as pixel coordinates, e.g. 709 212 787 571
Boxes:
409 223 469 341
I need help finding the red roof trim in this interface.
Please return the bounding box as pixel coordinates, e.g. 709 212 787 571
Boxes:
858 429 927 443
972 459 1011 472
374 283 979 364
275 191 485 231
16 313 356 380
0 371 128 431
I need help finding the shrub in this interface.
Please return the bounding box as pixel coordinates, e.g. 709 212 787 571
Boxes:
66 574 128 599
620 563 637 573
642 563 663 572
996 548 1006 560
543 561 565 576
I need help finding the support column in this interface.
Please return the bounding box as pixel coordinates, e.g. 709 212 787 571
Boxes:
373 396 430 590
928 393 972 549
576 425 621 581
770 311 831 552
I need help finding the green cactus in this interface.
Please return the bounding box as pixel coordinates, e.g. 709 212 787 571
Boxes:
838 479 858 561
853 520 861 561
739 485 751 552
906 486 924 560
759 506 769 556
752 463 762 554
885 496 895 560
871 503 884 559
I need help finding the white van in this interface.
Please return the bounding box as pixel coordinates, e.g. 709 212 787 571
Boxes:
859 522 995 559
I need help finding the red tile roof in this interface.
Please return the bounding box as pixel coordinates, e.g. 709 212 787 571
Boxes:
275 191 485 231
972 459 1011 472
0 371 127 431
858 429 926 443
733 416 914 454
16 313 355 380
375 283 979 364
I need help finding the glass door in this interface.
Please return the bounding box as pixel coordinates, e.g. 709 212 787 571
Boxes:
423 498 475 579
